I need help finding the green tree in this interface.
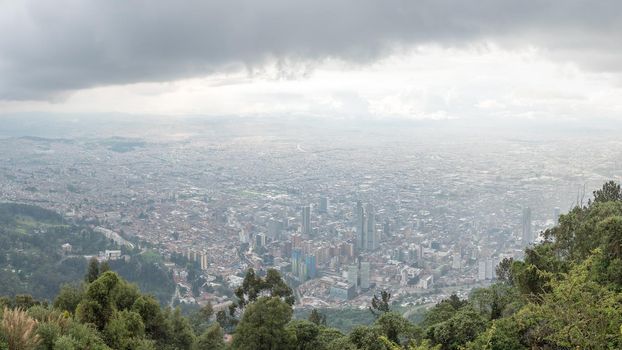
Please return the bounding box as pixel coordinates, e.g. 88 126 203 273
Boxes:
520 251 622 349
369 290 391 317
232 297 294 350
131 295 169 342
195 323 225 350
165 308 196 350
76 271 120 330
427 307 487 350
348 325 388 350
316 327 345 348
465 317 525 350
191 302 215 334
100 261 111 274
86 258 100 283
374 312 418 345
308 309 327 326
546 201 622 261
469 284 521 321
53 284 85 314
287 320 321 350
326 336 356 350
592 180 622 204
36 321 63 350
494 258 514 286
510 243 567 297
421 295 466 329
232 269 294 318
103 309 146 349
63 319 111 350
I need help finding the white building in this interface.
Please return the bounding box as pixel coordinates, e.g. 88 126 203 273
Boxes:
418 274 433 289
104 250 122 261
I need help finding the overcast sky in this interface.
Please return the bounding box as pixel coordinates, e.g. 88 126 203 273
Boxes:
1 0 621 121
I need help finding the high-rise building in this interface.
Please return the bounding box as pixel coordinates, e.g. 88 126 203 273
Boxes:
347 264 359 288
452 253 461 270
298 262 307 281
319 197 328 214
291 233 302 248
199 252 209 270
360 261 370 289
522 207 533 245
356 201 366 251
255 233 266 248
301 205 311 235
292 249 302 277
366 204 377 250
383 221 391 237
268 219 282 239
305 255 317 279
485 258 493 280
478 260 486 281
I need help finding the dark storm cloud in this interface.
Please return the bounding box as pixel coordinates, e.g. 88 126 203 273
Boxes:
0 0 620 100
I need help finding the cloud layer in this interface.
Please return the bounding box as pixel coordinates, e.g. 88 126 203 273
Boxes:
1 0 621 100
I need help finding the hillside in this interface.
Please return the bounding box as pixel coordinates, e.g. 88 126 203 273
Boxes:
0 203 174 304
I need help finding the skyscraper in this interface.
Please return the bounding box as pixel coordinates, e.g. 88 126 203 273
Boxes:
347 264 359 288
356 201 366 250
305 255 317 279
522 207 533 245
485 258 493 280
478 260 486 281
319 197 328 214
292 249 302 278
360 261 370 289
301 205 311 235
366 203 377 250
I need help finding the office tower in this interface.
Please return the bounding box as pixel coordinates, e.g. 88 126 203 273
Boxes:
291 233 302 248
291 249 302 277
452 253 461 270
319 197 328 214
239 230 249 244
301 205 311 235
255 233 266 248
478 260 486 281
366 203 376 250
268 219 282 240
485 258 493 280
553 207 560 223
356 201 366 250
305 255 317 279
199 252 208 270
522 207 533 245
383 221 391 237
360 261 370 289
347 264 359 288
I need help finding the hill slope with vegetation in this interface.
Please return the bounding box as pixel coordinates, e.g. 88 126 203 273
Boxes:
0 203 174 304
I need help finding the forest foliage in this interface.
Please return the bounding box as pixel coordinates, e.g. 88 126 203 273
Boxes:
0 203 174 303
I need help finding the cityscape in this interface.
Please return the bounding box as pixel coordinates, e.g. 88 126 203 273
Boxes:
1 118 619 314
